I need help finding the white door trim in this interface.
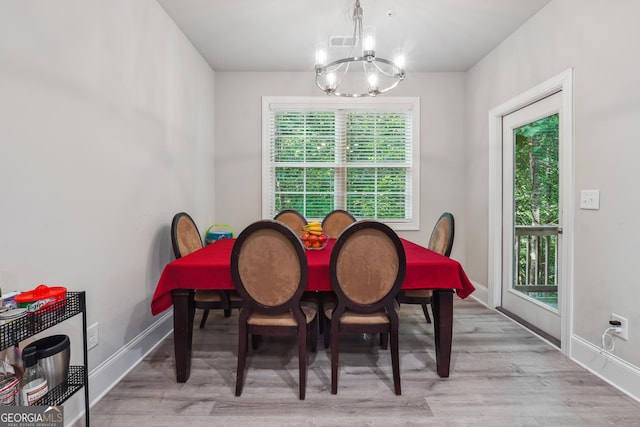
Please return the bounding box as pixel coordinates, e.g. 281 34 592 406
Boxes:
488 68 574 355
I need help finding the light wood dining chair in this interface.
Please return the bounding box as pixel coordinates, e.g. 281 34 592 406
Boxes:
171 212 241 328
396 212 455 323
324 220 406 395
231 220 318 400
274 209 308 237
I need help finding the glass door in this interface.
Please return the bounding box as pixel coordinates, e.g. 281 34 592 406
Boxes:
501 92 563 343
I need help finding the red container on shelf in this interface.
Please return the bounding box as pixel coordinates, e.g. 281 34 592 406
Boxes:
15 285 67 312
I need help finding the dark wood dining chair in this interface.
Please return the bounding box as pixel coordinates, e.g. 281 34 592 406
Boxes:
273 209 308 237
231 219 318 400
319 210 356 334
324 220 406 395
321 209 356 238
171 212 241 328
396 212 455 324
274 209 323 322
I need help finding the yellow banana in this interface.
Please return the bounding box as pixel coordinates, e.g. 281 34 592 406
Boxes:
303 221 323 235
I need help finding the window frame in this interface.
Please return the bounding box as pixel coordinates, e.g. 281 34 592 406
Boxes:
262 96 420 231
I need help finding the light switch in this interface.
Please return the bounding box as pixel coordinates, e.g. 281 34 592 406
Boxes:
580 190 600 210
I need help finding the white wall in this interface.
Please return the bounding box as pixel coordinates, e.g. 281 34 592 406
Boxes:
214 71 468 264
5 0 638 415
0 0 216 416
465 0 640 372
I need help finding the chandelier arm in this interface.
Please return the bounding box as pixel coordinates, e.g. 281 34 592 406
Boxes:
320 57 404 78
327 89 371 98
332 60 352 90
373 78 403 95
370 58 406 78
321 56 368 70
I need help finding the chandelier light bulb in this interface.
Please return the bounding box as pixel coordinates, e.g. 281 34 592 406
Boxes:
362 26 376 56
326 72 337 90
367 72 379 89
393 49 405 71
315 47 327 67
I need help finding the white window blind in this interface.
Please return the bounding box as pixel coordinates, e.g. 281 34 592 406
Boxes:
262 97 420 230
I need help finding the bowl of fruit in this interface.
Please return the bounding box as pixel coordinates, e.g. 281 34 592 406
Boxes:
300 222 328 250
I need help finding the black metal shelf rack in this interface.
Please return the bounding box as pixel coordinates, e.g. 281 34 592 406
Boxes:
0 291 90 426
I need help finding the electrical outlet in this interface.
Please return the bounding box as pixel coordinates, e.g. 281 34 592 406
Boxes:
87 322 99 350
611 314 628 341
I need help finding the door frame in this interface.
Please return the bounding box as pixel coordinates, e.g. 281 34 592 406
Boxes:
488 68 574 355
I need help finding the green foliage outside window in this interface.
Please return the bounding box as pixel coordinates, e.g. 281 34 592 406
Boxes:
514 114 559 226
272 109 411 221
514 113 559 287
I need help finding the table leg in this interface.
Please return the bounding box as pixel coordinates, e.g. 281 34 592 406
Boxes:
432 290 453 377
171 289 195 383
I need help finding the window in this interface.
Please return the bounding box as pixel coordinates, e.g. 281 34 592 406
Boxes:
262 97 420 230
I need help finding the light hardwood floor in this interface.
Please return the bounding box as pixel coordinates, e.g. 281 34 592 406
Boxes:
83 298 640 426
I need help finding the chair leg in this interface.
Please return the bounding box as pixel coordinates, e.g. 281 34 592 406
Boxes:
199 309 210 329
318 298 325 335
298 326 307 400
309 317 318 353
380 332 388 350
331 323 339 394
323 316 331 349
421 303 432 324
235 322 248 396
390 328 401 395
224 308 232 318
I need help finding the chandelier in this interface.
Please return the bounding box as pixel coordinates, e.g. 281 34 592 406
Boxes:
315 0 406 97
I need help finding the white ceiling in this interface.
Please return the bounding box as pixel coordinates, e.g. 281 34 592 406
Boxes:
157 0 551 72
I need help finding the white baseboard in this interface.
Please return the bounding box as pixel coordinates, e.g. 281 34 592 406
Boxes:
571 334 640 403
468 280 488 306
65 310 174 426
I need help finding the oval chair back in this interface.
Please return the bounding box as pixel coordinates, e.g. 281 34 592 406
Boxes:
428 212 455 257
232 220 307 312
331 221 405 311
273 209 308 237
321 209 356 238
171 212 203 258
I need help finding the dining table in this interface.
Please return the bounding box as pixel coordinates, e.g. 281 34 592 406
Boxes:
151 237 475 383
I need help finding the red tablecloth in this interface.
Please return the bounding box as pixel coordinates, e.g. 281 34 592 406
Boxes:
151 238 475 315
